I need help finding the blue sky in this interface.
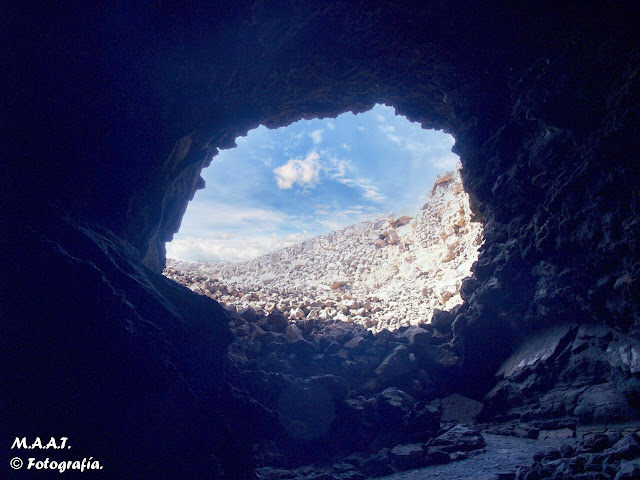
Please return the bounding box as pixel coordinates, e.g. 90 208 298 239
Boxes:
167 104 459 262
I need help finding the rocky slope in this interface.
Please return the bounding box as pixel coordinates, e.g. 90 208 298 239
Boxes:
216 287 639 479
163 166 639 477
165 169 482 332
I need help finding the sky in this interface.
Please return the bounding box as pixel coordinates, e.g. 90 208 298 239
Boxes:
166 104 459 262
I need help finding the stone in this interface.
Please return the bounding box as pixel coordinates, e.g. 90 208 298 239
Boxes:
605 434 640 460
400 326 431 347
284 324 304 342
291 339 316 359
374 345 414 383
440 394 484 424
573 383 635 424
289 307 306 319
375 387 416 431
238 307 256 321
496 325 575 380
330 280 347 290
615 460 640 480
389 443 426 470
537 428 574 441
409 405 441 440
362 450 394 477
248 322 266 339
430 425 486 453
343 336 366 351
431 308 456 332
267 311 289 331
424 448 451 465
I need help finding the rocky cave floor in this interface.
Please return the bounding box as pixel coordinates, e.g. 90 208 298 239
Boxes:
219 306 640 480
165 170 640 479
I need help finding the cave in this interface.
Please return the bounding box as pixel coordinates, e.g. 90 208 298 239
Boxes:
4 1 640 479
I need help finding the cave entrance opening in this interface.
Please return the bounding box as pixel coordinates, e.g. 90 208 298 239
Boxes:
164 104 483 332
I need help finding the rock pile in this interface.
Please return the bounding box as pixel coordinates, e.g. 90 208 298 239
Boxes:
223 291 640 479
223 297 488 478
482 324 640 428
165 168 482 332
515 427 640 480
162 166 640 478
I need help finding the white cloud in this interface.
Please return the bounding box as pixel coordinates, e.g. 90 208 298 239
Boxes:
376 114 385 122
215 232 235 240
316 219 343 230
405 141 432 154
273 152 321 189
333 159 347 177
357 126 366 132
378 125 395 133
167 230 311 262
314 204 385 232
178 202 288 230
323 155 350 180
342 143 351 151
310 129 323 145
432 154 460 170
362 185 387 202
386 134 401 143
327 122 335 130
337 177 386 202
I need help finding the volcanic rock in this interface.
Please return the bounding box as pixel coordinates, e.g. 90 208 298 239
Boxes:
165 169 482 332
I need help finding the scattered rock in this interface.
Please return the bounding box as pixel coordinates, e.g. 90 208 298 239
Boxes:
440 394 484 424
537 428 574 441
164 169 481 333
389 443 426 470
431 425 486 453
284 324 304 342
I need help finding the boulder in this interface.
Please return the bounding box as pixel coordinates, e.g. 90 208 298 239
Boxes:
440 394 484 424
399 326 431 347
430 425 486 453
574 383 636 424
409 404 441 441
248 322 266 339
238 307 256 321
267 310 289 331
291 339 316 359
616 459 640 480
343 336 367 352
423 448 451 465
375 387 415 431
374 345 414 383
389 443 426 471
538 428 575 441
431 308 456 333
284 324 304 342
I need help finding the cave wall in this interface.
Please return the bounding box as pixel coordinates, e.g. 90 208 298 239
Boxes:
3 0 640 476
454 27 640 386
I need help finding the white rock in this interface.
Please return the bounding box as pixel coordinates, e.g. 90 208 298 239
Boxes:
165 167 482 333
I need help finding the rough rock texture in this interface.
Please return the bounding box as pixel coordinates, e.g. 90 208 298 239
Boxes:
165 169 482 331
514 426 640 480
4 1 640 478
4 214 268 478
483 324 640 427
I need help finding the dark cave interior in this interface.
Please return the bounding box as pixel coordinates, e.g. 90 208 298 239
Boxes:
3 1 640 478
